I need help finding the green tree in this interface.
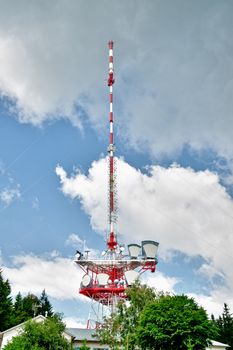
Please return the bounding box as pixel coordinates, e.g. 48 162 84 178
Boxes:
39 289 53 317
13 292 27 326
4 315 72 350
137 294 217 350
22 293 41 318
97 281 157 349
213 303 233 349
0 270 13 331
80 339 90 350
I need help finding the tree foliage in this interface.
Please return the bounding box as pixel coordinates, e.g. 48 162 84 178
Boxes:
39 289 53 317
0 270 13 331
137 294 217 350
212 303 233 349
97 282 217 350
96 281 159 349
0 269 54 331
4 315 72 350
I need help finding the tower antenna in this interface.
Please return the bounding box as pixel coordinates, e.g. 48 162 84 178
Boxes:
75 42 159 328
107 41 117 253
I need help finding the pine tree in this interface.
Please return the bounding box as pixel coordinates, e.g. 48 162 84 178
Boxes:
39 289 53 317
22 293 41 318
12 292 27 326
0 270 13 331
215 303 233 349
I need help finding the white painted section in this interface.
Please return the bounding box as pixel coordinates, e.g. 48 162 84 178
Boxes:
110 102 113 112
110 122 113 133
109 86 113 93
109 62 113 69
109 49 113 56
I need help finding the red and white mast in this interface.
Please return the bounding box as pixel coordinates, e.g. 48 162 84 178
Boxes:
75 42 159 329
107 41 117 252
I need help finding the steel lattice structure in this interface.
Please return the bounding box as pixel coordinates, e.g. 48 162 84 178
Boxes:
75 42 159 328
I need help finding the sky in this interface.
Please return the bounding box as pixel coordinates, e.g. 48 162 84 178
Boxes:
0 0 233 327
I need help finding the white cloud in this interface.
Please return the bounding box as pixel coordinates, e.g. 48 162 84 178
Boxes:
188 286 233 318
0 1 232 159
32 196 39 210
56 157 233 312
142 271 179 295
65 233 84 249
0 186 21 206
64 317 86 328
2 254 84 300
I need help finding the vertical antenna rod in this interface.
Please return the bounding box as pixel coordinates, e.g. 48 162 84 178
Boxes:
107 41 117 252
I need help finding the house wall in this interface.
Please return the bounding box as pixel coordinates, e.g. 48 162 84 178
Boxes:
73 341 109 350
1 328 22 349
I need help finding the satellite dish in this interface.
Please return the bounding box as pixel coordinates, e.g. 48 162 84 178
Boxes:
101 250 106 256
81 274 92 288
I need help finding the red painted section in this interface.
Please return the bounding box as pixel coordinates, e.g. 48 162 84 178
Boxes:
108 231 117 250
110 112 113 122
110 132 113 144
108 41 113 49
110 94 113 103
109 56 113 63
110 156 113 172
108 72 115 86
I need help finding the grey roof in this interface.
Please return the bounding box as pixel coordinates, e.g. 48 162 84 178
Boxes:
66 328 98 341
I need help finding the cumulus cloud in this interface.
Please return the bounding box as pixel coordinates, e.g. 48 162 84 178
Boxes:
63 317 86 328
56 157 233 312
2 254 84 300
0 1 232 159
65 233 84 248
143 271 179 295
0 186 21 206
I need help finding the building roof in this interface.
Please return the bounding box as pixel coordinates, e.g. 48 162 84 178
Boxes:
0 315 46 335
66 328 98 342
211 340 229 347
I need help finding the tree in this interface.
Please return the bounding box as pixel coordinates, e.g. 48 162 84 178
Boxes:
0 270 13 331
22 293 41 318
213 303 233 349
137 294 217 350
96 281 158 349
4 315 72 350
39 289 53 317
80 339 90 350
13 292 26 326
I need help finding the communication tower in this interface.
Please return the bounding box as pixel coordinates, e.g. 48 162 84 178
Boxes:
75 42 159 328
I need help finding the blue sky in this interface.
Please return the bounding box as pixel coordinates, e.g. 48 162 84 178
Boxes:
1 0 233 326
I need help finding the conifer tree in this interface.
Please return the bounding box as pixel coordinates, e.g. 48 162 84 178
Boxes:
214 303 233 349
0 270 13 331
39 289 53 317
22 293 41 318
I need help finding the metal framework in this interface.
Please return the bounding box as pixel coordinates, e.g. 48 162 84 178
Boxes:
75 42 159 328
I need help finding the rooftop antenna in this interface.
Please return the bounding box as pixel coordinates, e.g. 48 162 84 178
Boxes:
75 42 159 329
